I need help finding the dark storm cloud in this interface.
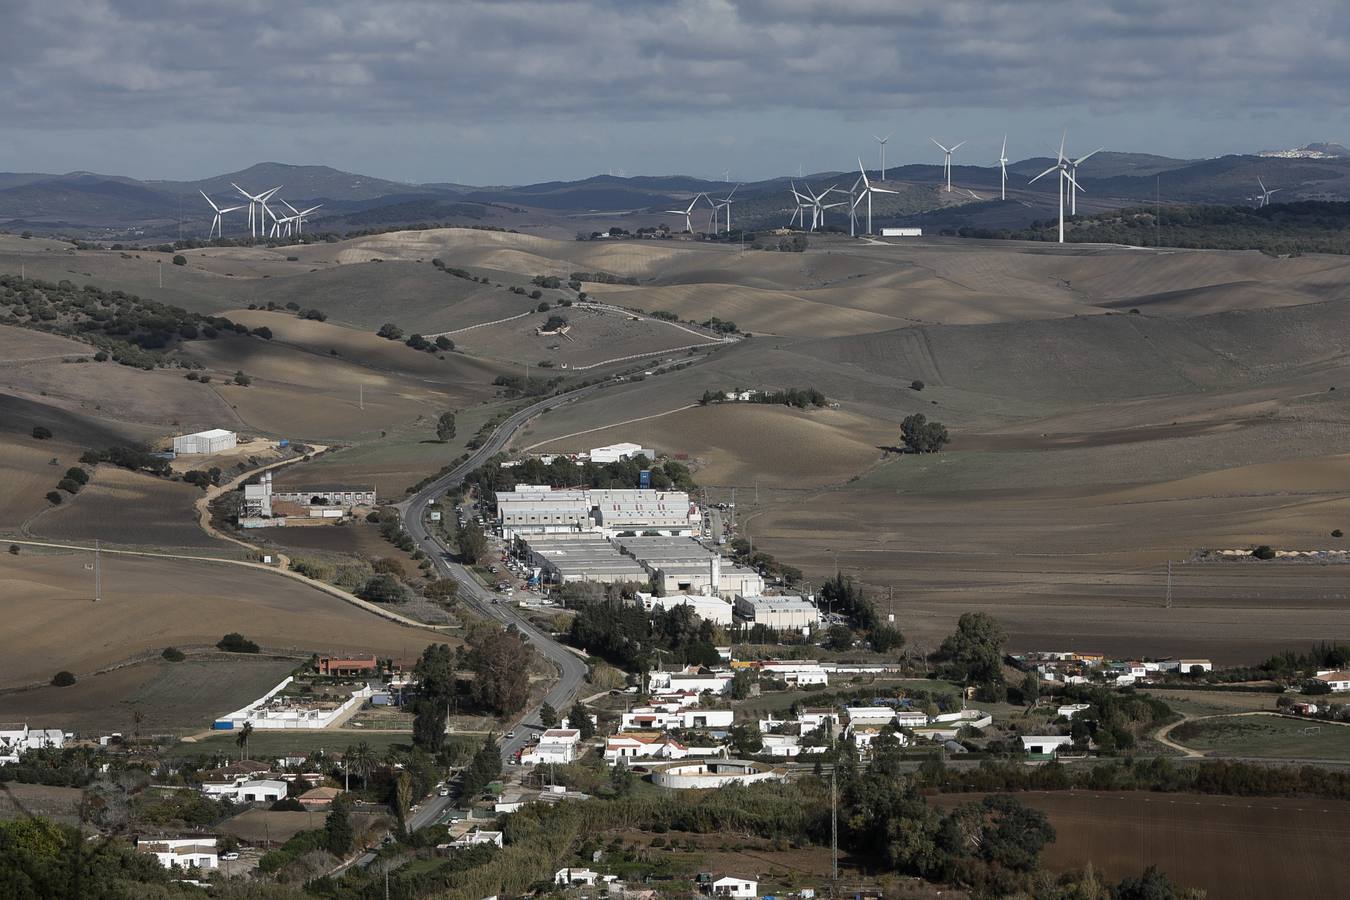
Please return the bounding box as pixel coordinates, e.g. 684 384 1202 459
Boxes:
6 0 1345 127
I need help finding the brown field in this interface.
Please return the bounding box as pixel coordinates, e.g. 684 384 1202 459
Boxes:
0 435 90 530
930 791 1350 899
0 326 91 363
0 655 298 734
28 464 224 549
219 808 387 846
0 550 441 689
0 783 83 825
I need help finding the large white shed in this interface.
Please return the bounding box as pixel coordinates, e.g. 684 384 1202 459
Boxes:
173 428 237 455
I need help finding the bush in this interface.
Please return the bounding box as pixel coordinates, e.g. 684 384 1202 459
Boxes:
232 370 251 386
45 491 61 505
1252 545 1277 560
161 647 185 662
64 467 89 485
51 671 76 687
1333 529 1344 538
7 545 18 555
358 573 407 603
172 255 187 266
56 478 81 494
217 632 260 654
31 426 52 440
270 797 305 812
910 380 925 391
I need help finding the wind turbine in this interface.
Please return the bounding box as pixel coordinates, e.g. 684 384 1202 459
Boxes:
874 131 894 181
930 138 966 192
799 182 846 231
231 184 282 239
1257 177 1280 207
713 185 740 233
1068 146 1103 215
1027 133 1081 244
852 157 897 236
200 191 244 239
998 135 1009 201
664 194 707 233
281 200 323 235
788 182 809 228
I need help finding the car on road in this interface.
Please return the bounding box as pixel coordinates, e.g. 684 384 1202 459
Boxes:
439 787 450 796
506 730 516 738
221 852 240 861
488 565 499 574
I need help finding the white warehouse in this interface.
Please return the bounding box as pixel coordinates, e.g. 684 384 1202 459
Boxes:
734 594 821 631
172 428 236 455
635 591 734 626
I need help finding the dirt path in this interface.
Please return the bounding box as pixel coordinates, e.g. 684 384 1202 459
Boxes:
520 404 698 451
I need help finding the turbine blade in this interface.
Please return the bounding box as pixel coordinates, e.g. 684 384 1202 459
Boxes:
1028 165 1058 183
929 137 948 152
951 141 966 151
1073 147 1103 165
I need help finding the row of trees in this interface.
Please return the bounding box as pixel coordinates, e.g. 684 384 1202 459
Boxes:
410 632 533 753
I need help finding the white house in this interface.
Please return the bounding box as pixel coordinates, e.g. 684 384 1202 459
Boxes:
648 667 733 696
137 837 218 870
1177 659 1214 674
0 723 65 764
441 830 504 852
1021 735 1074 757
621 707 734 730
520 728 582 766
758 660 828 687
844 706 898 727
710 875 758 898
894 710 929 728
1314 669 1350 692
199 778 287 803
173 428 237 455
760 734 802 758
556 867 601 887
604 733 687 763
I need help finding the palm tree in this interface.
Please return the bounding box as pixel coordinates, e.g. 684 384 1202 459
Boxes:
348 744 380 793
235 722 253 761
131 710 143 742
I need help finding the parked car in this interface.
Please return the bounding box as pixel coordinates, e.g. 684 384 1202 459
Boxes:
438 787 450 797
221 852 240 861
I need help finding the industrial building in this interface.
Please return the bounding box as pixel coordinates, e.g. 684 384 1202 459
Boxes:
524 534 650 585
613 535 762 598
635 591 734 626
496 487 699 539
589 442 654 464
880 227 923 237
241 471 375 526
172 428 236 455
733 594 820 631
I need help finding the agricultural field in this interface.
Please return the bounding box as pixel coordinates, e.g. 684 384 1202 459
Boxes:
0 783 83 826
0 549 441 690
0 434 89 531
218 808 388 847
27 463 224 550
1169 714 1350 760
930 790 1350 900
0 654 298 735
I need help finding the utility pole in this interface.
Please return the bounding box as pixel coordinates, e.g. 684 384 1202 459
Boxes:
158 260 163 289
359 384 364 410
94 539 101 602
1155 175 1161 249
830 768 839 888
1164 559 1172 609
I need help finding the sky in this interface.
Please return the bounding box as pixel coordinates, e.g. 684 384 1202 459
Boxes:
4 0 1348 185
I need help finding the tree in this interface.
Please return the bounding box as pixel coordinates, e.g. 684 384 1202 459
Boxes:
436 411 456 443
392 770 414 834
412 699 447 753
910 380 925 391
435 335 454 351
358 573 407 603
825 624 855 652
45 491 61 505
1021 671 1040 707
461 736 502 796
235 722 253 760
729 668 756 700
161 647 185 662
457 521 488 564
466 629 531 716
31 426 52 440
937 612 1006 688
1252 544 1276 560
424 577 459 603
729 723 763 756
539 702 559 729
324 795 354 855
172 254 187 266
345 741 377 790
609 759 635 796
414 643 456 702
217 632 260 654
50 671 76 687
569 700 595 739
232 370 251 386
64 468 89 485
900 413 949 453
377 323 403 340
869 624 905 653
1114 865 1185 900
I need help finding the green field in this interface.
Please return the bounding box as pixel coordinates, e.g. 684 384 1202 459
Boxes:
1170 714 1350 760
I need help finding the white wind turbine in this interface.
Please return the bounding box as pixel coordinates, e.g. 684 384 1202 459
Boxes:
852 157 897 236
200 190 245 239
930 138 966 192
998 135 1009 201
232 183 282 239
665 194 707 233
713 185 740 233
799 182 846 231
1257 177 1280 207
1068 146 1103 215
1027 133 1081 244
874 131 894 181
280 200 323 236
788 182 809 228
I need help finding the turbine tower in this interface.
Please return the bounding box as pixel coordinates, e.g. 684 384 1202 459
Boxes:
874 131 894 181
199 191 244 239
231 183 282 239
852 157 897 236
998 135 1009 201
789 183 809 228
929 138 966 193
664 194 707 233
1257 177 1280 207
713 185 740 233
1068 146 1103 215
279 199 323 236
799 182 846 231
1027 133 1081 244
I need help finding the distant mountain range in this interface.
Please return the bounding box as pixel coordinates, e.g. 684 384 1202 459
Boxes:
4 148 1350 239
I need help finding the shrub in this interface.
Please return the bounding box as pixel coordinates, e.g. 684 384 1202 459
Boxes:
7 545 18 555
232 370 251 386
536 301 550 312
1333 529 1344 538
161 647 186 662
64 468 88 485
172 255 187 266
45 491 61 505
31 426 52 440
93 351 108 362
217 632 260 654
56 478 81 494
51 671 76 687
1252 545 1277 560
910 380 925 391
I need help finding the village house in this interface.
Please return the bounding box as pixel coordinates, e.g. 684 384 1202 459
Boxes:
1314 670 1350 692
439 830 505 854
708 875 758 899
298 786 343 810
556 867 601 887
520 728 582 766
137 837 218 870
647 666 734 696
318 656 379 677
199 777 287 803
1021 735 1075 758
621 707 734 731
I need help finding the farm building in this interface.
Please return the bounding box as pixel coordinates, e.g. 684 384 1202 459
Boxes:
759 659 828 686
200 778 287 803
733 594 820 631
241 471 375 525
172 428 236 455
647 666 734 695
615 535 763 597
880 227 923 237
589 442 654 463
0 723 65 764
520 728 582 765
524 534 650 585
137 837 218 870
709 876 758 898
318 656 378 677
635 591 734 626
440 830 504 853
1313 669 1350 691
1021 735 1074 757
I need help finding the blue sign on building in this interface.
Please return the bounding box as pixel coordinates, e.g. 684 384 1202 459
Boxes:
639 469 652 488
